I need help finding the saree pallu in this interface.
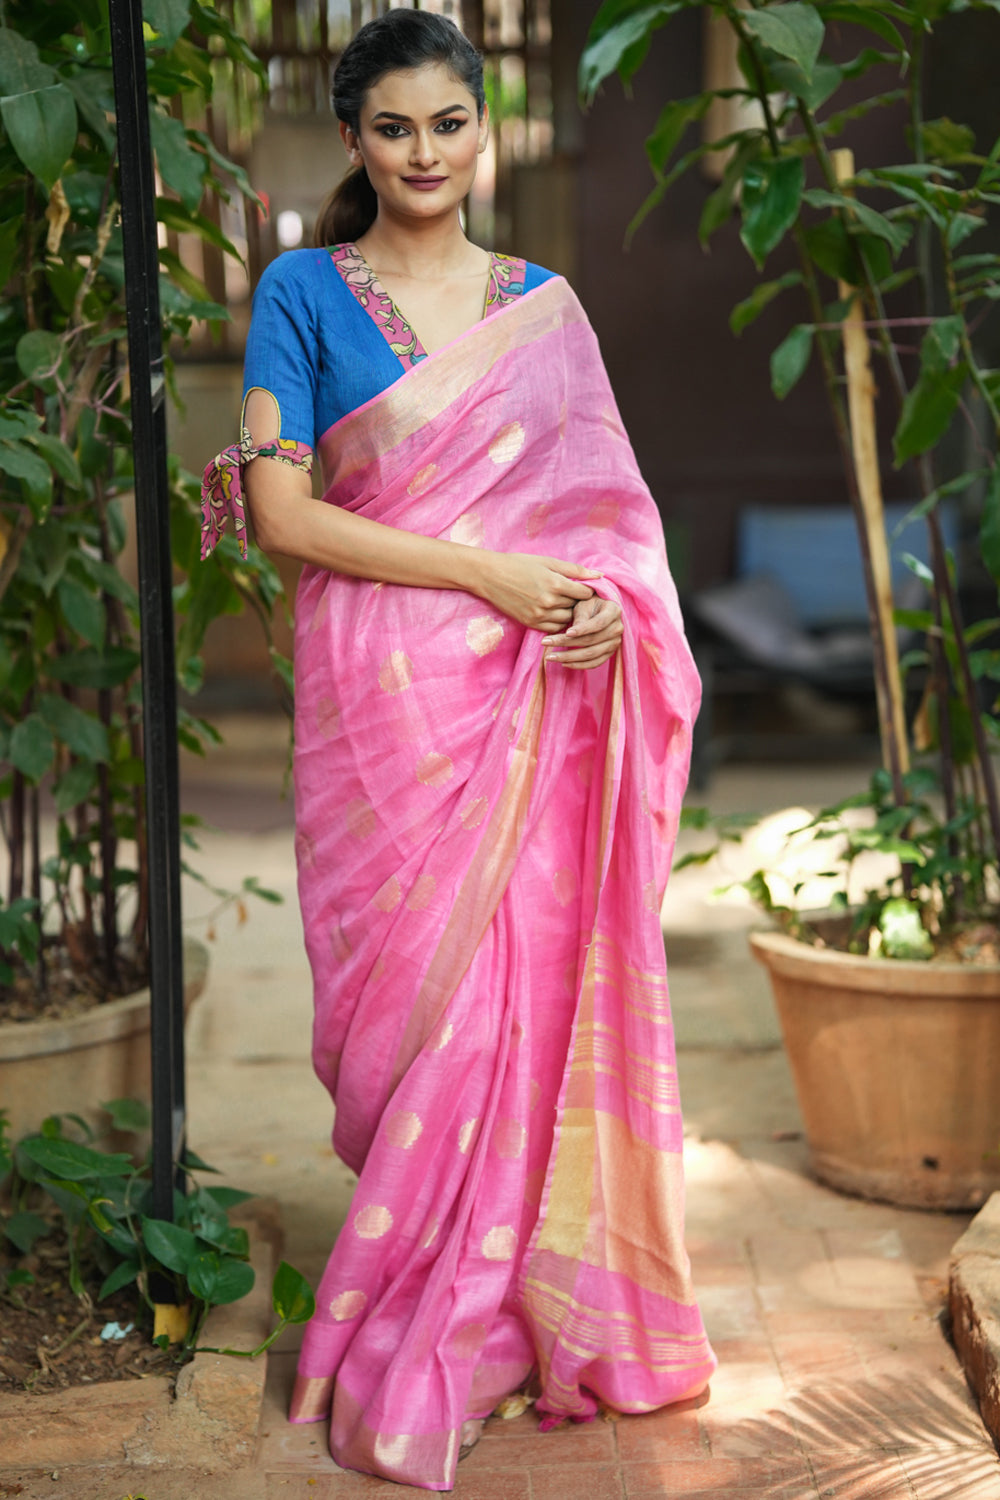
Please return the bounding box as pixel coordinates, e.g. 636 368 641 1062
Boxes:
286 277 715 1489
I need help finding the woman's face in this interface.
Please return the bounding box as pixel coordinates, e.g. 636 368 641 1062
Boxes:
341 61 488 228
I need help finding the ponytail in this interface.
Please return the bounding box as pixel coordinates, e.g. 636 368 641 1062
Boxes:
313 165 379 247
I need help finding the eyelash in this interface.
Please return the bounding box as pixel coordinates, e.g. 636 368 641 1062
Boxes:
377 119 465 138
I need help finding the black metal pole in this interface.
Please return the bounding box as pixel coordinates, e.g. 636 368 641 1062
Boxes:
108 0 186 1225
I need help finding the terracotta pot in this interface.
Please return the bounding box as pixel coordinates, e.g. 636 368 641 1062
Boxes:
750 927 1000 1211
0 937 209 1143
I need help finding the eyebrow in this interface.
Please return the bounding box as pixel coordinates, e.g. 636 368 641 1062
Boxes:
370 104 471 123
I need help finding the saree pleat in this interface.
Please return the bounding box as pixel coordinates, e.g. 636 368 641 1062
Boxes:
283 278 715 1489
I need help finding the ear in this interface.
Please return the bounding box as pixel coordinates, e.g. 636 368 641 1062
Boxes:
477 103 490 154
340 120 363 167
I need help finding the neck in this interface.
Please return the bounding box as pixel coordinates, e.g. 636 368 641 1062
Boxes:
357 209 483 278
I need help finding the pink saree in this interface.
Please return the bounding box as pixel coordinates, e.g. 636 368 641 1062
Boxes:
207 274 715 1490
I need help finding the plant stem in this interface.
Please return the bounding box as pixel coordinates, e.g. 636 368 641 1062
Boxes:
928 560 961 913
98 687 117 990
95 477 118 989
193 1316 290 1361
726 10 909 805
29 783 45 996
793 33 1000 857
8 769 24 905
0 513 32 606
904 27 965 881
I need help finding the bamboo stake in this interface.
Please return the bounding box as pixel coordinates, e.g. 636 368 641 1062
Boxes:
832 148 910 778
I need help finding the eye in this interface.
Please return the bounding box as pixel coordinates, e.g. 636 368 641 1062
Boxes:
435 118 465 133
378 123 409 138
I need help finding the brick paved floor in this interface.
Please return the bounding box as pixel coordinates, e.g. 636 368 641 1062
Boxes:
177 740 1000 1500
6 742 994 1500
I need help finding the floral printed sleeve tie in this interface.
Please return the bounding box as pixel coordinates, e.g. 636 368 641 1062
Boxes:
200 429 314 560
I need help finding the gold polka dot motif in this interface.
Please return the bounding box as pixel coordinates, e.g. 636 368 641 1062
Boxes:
430 1020 454 1052
460 796 489 831
482 1225 517 1261
421 1214 440 1249
405 873 437 912
330 1289 367 1321
345 798 376 839
378 650 413 695
488 421 525 464
316 696 341 739
408 462 438 496
373 875 402 913
416 752 454 788
492 1119 527 1159
641 637 664 674
385 1111 424 1150
465 616 504 657
525 502 552 538
330 921 352 963
374 1434 412 1467
354 1204 393 1240
451 1322 487 1359
587 497 621 530
552 867 578 908
450 513 485 547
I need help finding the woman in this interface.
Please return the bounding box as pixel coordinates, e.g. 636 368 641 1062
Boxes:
201 10 715 1491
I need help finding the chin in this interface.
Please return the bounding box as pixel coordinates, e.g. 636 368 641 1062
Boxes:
401 191 467 218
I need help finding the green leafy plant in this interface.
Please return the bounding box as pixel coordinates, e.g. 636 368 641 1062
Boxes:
0 0 290 1011
1 1103 315 1359
585 0 1000 953
680 769 997 957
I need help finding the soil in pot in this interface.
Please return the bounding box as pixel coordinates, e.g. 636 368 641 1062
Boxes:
0 940 150 1027
0 1220 175 1396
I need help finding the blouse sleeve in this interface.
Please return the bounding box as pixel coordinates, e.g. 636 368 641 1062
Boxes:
243 254 318 446
200 253 317 561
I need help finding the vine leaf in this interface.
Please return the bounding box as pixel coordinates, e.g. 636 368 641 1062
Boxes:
740 156 805 267
0 85 77 189
771 324 814 399
742 3 825 83
980 464 1000 589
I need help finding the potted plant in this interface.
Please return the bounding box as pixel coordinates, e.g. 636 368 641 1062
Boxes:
0 0 288 1138
583 0 1000 1209
1 1101 314 1390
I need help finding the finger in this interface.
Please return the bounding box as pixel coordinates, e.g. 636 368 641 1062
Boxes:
548 620 622 650
546 637 621 665
533 607 575 635
547 559 604 581
550 648 618 670
550 577 598 603
564 608 613 639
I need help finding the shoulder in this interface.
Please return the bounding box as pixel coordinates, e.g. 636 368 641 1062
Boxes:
255 247 337 301
491 251 562 294
521 261 561 292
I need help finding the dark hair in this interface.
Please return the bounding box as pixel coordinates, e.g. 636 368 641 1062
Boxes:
313 9 485 247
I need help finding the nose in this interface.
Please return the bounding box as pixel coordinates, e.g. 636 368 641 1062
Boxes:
409 129 439 168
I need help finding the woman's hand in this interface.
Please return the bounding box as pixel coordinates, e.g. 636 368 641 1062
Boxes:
544 594 624 670
476 552 602 633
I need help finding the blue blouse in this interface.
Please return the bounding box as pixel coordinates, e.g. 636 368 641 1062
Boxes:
243 247 558 448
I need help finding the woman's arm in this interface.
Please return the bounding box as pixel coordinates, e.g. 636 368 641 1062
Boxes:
243 392 598 633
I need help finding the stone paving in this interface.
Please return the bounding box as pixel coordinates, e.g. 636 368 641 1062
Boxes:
7 725 1000 1498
